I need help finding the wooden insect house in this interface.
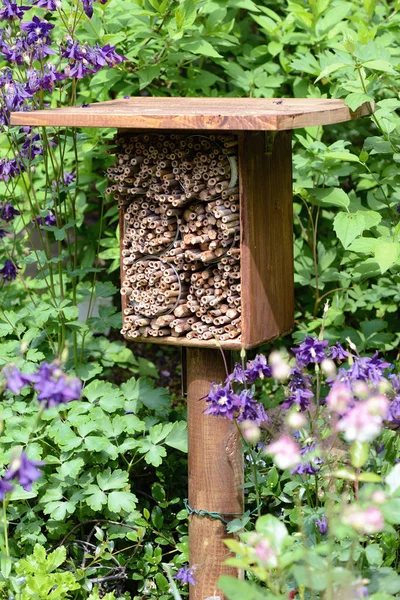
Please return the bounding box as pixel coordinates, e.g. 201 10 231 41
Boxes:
11 97 369 600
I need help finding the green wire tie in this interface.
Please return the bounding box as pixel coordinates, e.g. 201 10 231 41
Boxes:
183 499 261 526
183 498 240 524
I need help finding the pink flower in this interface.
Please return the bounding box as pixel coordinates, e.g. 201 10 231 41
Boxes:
264 435 301 470
254 538 277 567
366 395 389 418
344 506 384 534
327 382 353 414
336 402 383 442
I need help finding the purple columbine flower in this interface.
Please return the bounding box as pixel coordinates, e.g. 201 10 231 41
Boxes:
20 16 54 45
205 383 239 420
62 170 75 185
245 354 271 383
4 451 43 491
0 259 18 280
282 368 314 411
4 367 35 394
0 159 23 183
34 0 60 9
236 389 268 425
315 515 328 535
30 362 82 408
175 565 196 585
0 0 30 20
292 336 328 367
37 212 56 227
327 342 348 361
0 478 14 499
226 363 248 385
292 442 323 475
349 353 393 386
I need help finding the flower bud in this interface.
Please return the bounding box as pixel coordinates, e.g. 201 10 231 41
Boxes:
371 490 386 505
321 358 336 378
286 411 307 429
239 420 261 444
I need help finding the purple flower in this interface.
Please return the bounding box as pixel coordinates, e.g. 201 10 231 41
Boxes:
0 159 23 183
4 451 43 490
175 565 196 586
226 363 248 385
348 353 392 386
0 202 20 221
327 342 348 361
0 478 14 499
282 368 314 411
245 354 271 384
62 170 75 185
34 0 60 9
315 515 328 535
81 0 93 17
0 259 18 280
292 336 328 367
292 442 323 475
37 212 56 227
30 362 82 408
387 398 400 425
0 0 30 20
20 16 54 45
4 367 35 394
21 133 43 159
236 389 268 425
205 383 238 419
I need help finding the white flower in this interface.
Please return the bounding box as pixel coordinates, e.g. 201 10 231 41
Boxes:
264 435 301 470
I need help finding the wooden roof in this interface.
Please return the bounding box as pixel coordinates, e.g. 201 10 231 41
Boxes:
9 97 371 130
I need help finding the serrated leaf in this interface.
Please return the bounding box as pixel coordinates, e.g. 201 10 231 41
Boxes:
164 421 188 453
43 500 76 521
108 491 137 513
137 439 167 467
97 469 128 491
84 485 107 510
58 458 84 479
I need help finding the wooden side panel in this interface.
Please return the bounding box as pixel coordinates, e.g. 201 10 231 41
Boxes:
187 348 243 600
240 131 294 347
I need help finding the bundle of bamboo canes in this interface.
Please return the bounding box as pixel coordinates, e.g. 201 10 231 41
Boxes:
110 133 241 342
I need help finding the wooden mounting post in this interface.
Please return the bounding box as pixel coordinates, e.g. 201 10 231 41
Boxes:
187 348 244 600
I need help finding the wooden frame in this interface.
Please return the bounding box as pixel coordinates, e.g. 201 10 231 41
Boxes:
118 129 293 350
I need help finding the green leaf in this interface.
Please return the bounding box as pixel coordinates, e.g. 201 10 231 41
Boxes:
43 500 76 521
374 241 400 274
312 187 350 209
333 212 367 249
350 441 369 468
366 544 383 566
84 485 107 511
137 439 167 467
181 38 222 58
164 421 188 453
58 458 84 479
97 469 128 491
122 377 170 413
344 92 373 111
357 472 382 482
218 576 277 600
325 151 362 163
108 491 138 513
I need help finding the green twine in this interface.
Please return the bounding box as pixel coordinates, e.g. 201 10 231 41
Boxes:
183 498 261 526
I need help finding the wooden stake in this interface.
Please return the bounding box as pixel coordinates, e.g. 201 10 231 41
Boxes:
187 348 243 600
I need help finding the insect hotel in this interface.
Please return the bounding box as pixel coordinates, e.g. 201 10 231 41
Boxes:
11 98 369 600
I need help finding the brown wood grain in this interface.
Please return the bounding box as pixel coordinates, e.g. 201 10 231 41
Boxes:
240 131 294 347
9 97 371 130
187 348 243 600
